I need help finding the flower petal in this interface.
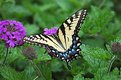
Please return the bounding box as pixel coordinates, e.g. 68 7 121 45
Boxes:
43 27 58 35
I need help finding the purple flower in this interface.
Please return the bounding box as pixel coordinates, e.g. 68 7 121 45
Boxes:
0 20 26 48
44 27 58 35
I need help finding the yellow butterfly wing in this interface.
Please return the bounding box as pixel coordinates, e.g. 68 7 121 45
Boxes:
24 34 65 52
57 9 87 50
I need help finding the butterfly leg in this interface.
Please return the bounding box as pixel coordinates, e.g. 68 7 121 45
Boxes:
66 60 71 70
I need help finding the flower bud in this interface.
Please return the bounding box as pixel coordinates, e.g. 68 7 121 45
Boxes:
22 46 37 60
111 42 121 58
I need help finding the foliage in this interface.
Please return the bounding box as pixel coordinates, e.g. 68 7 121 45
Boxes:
0 0 121 80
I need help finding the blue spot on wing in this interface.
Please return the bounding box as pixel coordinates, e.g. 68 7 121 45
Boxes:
73 45 77 49
63 52 68 59
71 49 76 54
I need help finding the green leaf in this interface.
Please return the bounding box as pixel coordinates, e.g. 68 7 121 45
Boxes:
55 0 71 11
33 13 47 28
39 4 56 12
74 73 84 80
25 24 39 35
6 47 24 63
0 0 4 6
0 66 33 80
0 3 31 19
5 0 15 3
82 36 105 48
34 46 51 61
50 59 63 72
94 68 119 80
81 44 111 68
37 62 52 80
82 6 115 34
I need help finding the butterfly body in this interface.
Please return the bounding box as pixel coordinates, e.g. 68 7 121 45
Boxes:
23 9 87 63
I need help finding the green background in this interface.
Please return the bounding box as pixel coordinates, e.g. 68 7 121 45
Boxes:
0 0 121 80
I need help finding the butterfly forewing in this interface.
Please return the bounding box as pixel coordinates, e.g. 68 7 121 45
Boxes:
24 34 65 52
57 9 87 50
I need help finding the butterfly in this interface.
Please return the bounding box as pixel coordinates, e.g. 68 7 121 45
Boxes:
23 9 87 68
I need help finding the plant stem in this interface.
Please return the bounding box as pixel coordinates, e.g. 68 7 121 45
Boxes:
30 60 46 80
3 48 9 64
108 55 116 73
33 76 38 80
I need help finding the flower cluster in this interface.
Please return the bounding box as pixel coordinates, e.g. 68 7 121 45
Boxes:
0 20 26 48
43 27 58 35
